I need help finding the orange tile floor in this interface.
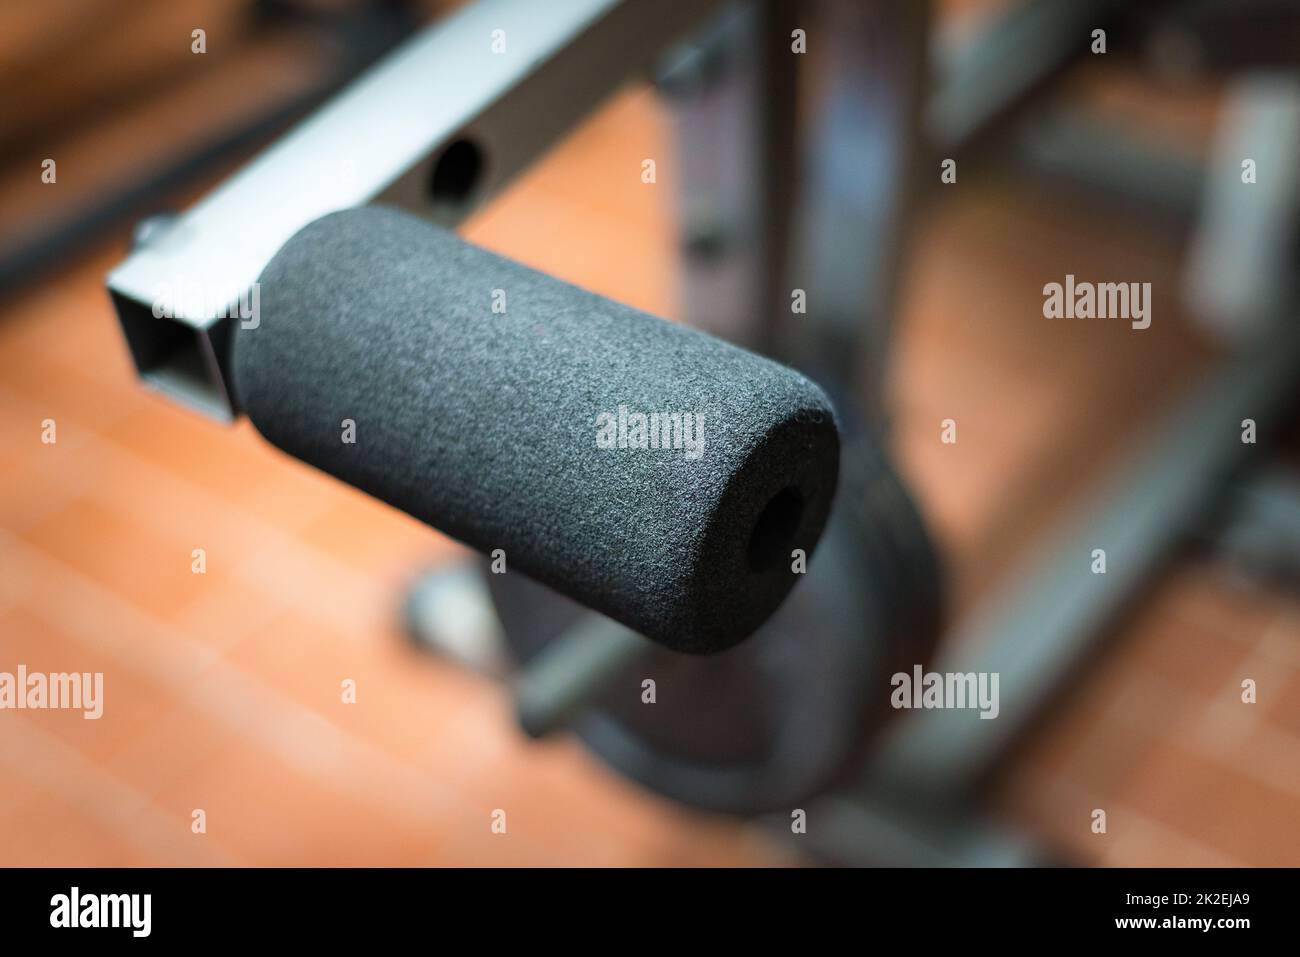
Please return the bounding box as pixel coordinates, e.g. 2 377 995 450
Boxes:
1 84 1297 866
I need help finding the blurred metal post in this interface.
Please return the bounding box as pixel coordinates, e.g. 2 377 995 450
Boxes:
659 0 799 357
862 317 1300 803
1182 73 1300 343
785 0 929 422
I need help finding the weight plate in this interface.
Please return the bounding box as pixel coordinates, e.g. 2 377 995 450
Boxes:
485 438 943 814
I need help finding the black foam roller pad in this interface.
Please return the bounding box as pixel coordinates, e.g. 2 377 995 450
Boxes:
231 206 839 654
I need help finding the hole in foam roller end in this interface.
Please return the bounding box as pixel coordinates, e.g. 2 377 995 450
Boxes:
747 486 804 574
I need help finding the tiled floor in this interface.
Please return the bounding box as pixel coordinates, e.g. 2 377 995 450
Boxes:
1 81 1297 867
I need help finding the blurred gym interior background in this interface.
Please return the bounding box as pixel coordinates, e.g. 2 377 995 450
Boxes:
1 0 1298 866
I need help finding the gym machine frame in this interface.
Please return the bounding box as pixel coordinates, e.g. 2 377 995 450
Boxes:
107 0 1300 865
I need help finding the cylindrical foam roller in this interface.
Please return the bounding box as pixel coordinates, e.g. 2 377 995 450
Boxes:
231 206 839 654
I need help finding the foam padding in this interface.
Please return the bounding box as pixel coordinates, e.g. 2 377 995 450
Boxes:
231 206 839 653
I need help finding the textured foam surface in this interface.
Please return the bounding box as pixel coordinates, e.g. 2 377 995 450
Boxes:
231 206 839 653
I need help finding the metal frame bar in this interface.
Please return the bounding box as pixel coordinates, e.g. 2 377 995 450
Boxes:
107 0 726 421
